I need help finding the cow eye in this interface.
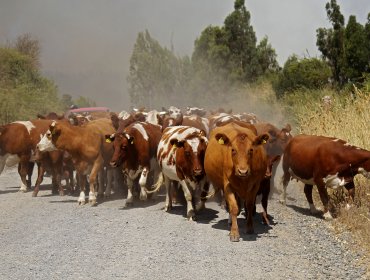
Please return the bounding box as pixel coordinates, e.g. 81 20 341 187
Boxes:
46 132 52 139
185 151 191 157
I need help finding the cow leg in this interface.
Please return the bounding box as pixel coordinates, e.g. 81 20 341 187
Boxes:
26 161 35 190
164 176 172 212
344 182 355 209
304 184 321 214
88 158 104 206
32 164 45 197
18 159 30 192
179 181 194 221
97 169 105 199
315 181 333 220
104 168 114 198
224 187 240 241
260 180 270 225
125 177 134 206
77 173 86 205
138 167 149 201
279 170 291 205
196 179 209 212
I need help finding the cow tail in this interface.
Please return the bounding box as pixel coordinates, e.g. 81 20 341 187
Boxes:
145 172 164 194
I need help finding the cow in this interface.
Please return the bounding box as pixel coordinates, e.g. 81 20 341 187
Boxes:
182 115 209 137
105 122 162 207
0 119 55 192
280 134 370 220
37 118 116 206
37 112 65 120
149 126 208 220
185 106 207 117
204 122 269 241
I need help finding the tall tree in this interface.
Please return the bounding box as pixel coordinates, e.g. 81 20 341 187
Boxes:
316 0 346 86
127 30 191 108
344 15 369 82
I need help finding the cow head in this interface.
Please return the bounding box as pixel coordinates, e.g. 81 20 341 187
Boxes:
106 132 134 167
215 132 269 177
185 107 207 117
265 155 281 178
358 158 370 179
170 132 208 181
37 121 60 152
266 124 293 156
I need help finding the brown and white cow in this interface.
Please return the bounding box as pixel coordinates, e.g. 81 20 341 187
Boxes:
280 134 370 220
0 120 55 192
37 118 116 206
204 122 269 241
106 122 162 206
150 126 208 220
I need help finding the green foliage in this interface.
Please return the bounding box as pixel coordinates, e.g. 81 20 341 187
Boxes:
127 30 192 108
344 15 369 82
73 96 97 108
316 1 370 87
273 55 332 97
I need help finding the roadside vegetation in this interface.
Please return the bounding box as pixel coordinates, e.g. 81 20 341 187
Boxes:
1 0 369 268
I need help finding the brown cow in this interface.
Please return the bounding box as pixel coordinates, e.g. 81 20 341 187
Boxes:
204 122 269 241
37 118 116 206
0 120 55 192
280 134 370 219
106 122 162 206
149 126 209 220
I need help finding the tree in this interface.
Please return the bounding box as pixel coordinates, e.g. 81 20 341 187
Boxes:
316 0 346 86
343 15 369 82
127 30 191 108
273 55 332 97
13 33 41 69
256 36 279 75
223 0 259 81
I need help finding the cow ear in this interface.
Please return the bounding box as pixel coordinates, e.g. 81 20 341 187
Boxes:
215 133 229 145
284 123 292 132
105 134 115 143
254 134 269 145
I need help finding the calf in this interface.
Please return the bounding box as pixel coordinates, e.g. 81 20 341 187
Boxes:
37 118 116 206
205 122 269 241
150 126 208 220
0 120 54 192
280 134 370 219
106 122 162 206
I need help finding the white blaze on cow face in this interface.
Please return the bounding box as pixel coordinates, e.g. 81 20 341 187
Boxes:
168 106 182 120
13 121 35 134
323 173 347 189
37 130 57 152
118 110 130 120
132 123 149 141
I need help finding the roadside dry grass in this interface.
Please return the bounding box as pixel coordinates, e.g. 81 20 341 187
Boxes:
283 86 370 273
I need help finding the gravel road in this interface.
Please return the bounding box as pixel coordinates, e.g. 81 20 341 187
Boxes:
0 166 367 280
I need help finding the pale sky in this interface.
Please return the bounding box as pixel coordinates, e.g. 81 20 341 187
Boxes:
0 0 369 111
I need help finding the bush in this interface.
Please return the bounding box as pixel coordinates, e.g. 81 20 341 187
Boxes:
273 55 332 98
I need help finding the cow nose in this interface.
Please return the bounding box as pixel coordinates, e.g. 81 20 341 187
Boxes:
110 161 117 168
237 168 249 177
193 168 203 176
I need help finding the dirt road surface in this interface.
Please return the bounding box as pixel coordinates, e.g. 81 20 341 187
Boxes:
0 166 367 280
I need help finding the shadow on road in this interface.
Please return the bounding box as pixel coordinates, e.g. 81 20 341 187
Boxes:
286 204 324 220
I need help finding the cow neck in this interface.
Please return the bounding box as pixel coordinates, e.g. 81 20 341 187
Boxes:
56 124 91 154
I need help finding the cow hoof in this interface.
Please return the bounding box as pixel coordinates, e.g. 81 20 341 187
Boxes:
187 209 195 220
229 234 240 242
78 199 86 205
32 192 38 197
59 191 64 196
323 211 333 220
89 199 97 206
19 189 27 193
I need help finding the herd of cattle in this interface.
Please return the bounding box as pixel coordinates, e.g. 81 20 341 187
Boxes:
0 106 369 242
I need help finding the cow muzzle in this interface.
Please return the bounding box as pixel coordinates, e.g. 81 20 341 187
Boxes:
236 168 250 177
110 161 118 168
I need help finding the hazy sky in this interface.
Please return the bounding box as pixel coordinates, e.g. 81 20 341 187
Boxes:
0 0 369 111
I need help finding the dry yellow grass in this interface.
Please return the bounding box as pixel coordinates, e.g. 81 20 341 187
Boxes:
283 85 370 273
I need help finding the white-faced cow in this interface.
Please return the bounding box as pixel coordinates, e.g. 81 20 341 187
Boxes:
280 134 370 220
37 118 116 206
204 122 269 241
149 126 208 220
0 119 54 192
106 122 162 206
